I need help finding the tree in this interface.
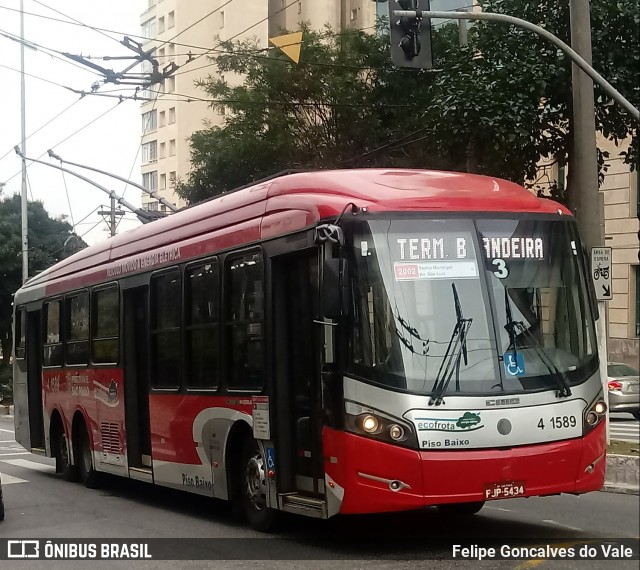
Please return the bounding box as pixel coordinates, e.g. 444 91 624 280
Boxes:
0 194 84 367
177 0 638 206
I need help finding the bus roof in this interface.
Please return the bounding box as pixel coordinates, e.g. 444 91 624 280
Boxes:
17 169 570 297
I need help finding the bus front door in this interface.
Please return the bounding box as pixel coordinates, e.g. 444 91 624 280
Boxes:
271 250 325 501
122 286 152 479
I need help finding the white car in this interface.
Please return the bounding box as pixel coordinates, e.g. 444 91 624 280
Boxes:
607 362 640 420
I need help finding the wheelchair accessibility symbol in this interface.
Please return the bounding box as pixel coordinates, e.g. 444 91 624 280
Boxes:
504 351 525 377
265 447 276 470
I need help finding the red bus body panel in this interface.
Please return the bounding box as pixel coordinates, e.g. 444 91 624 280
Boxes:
323 422 606 514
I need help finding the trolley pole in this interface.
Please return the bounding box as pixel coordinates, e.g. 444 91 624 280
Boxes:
568 0 609 441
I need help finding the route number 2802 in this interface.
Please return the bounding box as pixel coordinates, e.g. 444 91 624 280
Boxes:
537 416 577 430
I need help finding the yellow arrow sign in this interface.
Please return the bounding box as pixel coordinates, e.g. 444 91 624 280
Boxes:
269 31 303 64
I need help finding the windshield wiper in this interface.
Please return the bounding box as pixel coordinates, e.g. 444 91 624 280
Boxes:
503 288 572 398
429 283 473 406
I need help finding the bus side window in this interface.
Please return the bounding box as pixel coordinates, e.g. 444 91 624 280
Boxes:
226 252 264 390
150 268 181 389
92 287 119 364
43 300 63 367
66 292 90 365
185 260 219 390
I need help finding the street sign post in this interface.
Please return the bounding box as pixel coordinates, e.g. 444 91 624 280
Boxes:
591 247 612 301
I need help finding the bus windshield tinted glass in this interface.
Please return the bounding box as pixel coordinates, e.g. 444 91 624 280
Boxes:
347 218 596 396
477 219 596 392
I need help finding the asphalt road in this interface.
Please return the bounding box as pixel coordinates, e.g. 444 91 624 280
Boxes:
0 416 638 569
609 413 640 443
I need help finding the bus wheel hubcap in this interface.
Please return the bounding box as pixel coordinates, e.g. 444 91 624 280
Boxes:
245 452 266 511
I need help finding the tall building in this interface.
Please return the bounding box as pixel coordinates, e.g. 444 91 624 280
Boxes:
139 0 376 213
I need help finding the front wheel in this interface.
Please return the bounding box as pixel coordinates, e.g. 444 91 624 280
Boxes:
240 440 278 532
436 501 485 516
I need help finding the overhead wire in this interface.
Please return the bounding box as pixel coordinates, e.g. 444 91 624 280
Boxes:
2 101 123 188
0 27 108 78
31 0 125 48
0 98 82 165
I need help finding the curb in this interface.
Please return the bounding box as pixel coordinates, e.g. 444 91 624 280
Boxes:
604 454 639 495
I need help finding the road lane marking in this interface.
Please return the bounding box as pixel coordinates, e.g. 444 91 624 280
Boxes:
0 458 55 473
485 506 513 512
0 428 15 433
0 472 28 485
542 519 583 532
0 452 31 456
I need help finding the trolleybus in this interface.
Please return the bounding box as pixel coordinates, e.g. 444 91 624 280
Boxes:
12 169 607 530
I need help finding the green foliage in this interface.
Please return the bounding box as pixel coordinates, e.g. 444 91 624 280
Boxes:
177 1 639 205
0 194 84 368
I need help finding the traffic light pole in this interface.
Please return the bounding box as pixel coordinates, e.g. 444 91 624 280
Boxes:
390 10 639 120
393 6 628 437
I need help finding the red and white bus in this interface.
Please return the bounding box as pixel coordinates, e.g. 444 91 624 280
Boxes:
12 169 607 530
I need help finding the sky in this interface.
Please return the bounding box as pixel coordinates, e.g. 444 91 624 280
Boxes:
0 1 473 249
0 0 147 246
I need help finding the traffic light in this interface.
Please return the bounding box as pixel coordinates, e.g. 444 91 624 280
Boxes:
389 0 433 69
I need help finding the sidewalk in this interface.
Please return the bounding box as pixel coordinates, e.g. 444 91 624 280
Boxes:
604 453 640 495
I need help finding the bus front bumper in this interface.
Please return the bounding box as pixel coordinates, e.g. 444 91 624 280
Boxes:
322 421 606 515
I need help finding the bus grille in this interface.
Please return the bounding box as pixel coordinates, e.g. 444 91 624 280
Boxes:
100 422 121 454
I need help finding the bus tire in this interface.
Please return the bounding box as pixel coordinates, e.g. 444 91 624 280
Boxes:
436 501 485 516
77 424 99 489
239 439 278 532
55 430 77 482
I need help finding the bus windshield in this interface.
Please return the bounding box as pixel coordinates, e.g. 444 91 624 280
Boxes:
347 217 597 396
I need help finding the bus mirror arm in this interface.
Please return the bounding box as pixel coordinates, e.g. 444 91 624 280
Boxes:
322 258 351 320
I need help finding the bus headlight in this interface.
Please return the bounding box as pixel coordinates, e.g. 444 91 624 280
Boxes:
345 401 418 449
360 414 380 434
583 395 607 432
389 424 405 440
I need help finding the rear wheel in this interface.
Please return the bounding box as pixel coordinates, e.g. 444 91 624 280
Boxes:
77 425 99 489
437 501 485 516
55 430 77 482
239 440 278 532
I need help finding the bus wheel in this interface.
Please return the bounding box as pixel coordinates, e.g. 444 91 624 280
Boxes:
240 440 277 532
78 425 99 489
436 501 485 516
55 431 77 482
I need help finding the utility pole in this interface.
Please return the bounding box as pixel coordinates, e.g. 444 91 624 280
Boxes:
97 197 125 237
20 0 28 283
568 0 609 440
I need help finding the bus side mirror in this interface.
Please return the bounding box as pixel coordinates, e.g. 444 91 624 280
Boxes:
322 258 350 319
